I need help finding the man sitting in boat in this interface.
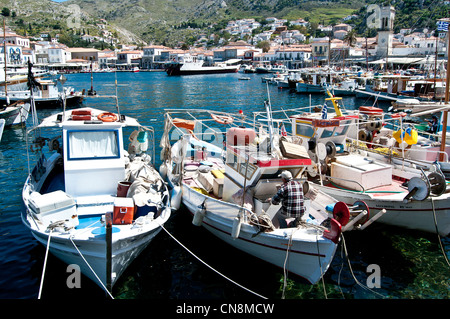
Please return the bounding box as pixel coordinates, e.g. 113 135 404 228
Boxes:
426 114 439 140
269 170 305 228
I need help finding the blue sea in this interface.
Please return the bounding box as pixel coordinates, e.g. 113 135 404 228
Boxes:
0 71 449 300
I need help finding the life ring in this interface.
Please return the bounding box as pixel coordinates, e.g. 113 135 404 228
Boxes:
211 113 233 125
97 112 118 122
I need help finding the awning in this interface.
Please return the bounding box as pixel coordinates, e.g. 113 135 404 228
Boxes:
369 57 437 65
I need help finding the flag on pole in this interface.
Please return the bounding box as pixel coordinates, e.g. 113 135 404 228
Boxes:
280 123 287 137
437 20 449 32
322 103 328 119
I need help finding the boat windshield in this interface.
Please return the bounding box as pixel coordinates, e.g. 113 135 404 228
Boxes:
295 121 315 138
67 130 119 160
320 119 351 138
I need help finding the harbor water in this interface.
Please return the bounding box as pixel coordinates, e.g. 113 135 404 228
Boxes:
0 71 449 299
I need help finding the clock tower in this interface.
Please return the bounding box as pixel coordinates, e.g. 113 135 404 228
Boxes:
376 6 396 58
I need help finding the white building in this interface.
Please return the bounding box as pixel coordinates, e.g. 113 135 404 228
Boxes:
141 45 171 69
48 44 71 64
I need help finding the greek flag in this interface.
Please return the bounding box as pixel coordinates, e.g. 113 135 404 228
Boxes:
322 103 327 119
437 20 449 32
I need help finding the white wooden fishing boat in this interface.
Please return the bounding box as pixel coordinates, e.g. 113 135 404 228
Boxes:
160 108 376 284
0 100 30 126
22 106 171 293
259 101 450 236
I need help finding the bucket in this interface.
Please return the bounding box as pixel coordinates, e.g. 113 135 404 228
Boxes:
117 181 132 197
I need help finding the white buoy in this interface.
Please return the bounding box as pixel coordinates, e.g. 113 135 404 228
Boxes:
192 208 205 226
159 163 167 180
231 216 242 239
170 186 182 210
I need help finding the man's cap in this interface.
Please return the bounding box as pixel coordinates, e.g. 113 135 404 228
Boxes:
278 170 292 180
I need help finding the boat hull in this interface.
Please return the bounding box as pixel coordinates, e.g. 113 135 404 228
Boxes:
0 101 30 126
180 183 337 284
296 83 325 94
313 183 450 236
25 216 164 288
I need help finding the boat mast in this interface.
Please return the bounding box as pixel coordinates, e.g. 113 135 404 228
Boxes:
440 18 450 161
3 18 7 103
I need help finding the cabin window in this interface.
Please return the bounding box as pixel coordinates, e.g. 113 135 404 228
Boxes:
67 130 120 160
295 121 315 138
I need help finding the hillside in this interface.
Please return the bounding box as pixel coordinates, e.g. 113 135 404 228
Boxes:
67 0 365 46
0 0 143 45
1 0 449 48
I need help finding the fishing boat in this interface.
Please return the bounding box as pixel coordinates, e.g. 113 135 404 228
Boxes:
0 76 84 108
165 55 239 76
296 71 331 94
259 99 450 236
21 105 171 293
0 100 30 126
159 108 378 284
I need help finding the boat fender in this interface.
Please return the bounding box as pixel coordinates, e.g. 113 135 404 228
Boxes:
170 186 182 210
159 163 168 180
192 208 206 226
332 202 350 226
231 215 243 239
97 112 118 122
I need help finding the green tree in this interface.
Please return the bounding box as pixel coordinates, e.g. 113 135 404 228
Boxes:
256 40 270 53
343 29 357 47
1 7 10 17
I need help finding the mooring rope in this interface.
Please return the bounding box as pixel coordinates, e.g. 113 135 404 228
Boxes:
158 223 268 299
69 237 114 299
281 230 294 299
340 234 385 298
38 229 52 299
430 198 450 267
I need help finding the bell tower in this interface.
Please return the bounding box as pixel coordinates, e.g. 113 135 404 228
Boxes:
376 6 396 58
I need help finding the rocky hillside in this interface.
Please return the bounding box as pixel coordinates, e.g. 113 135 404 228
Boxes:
1 0 448 47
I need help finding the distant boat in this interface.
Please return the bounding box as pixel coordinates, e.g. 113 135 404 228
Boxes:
132 67 140 73
166 55 239 76
0 76 84 108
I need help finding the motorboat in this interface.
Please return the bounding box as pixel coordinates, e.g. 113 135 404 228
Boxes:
165 55 239 76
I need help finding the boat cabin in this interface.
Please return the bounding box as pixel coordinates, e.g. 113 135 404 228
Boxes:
222 126 312 214
62 110 126 197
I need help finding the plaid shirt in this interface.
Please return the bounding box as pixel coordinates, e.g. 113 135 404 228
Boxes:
271 180 305 218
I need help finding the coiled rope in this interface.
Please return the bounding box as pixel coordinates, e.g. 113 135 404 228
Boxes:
158 223 268 299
